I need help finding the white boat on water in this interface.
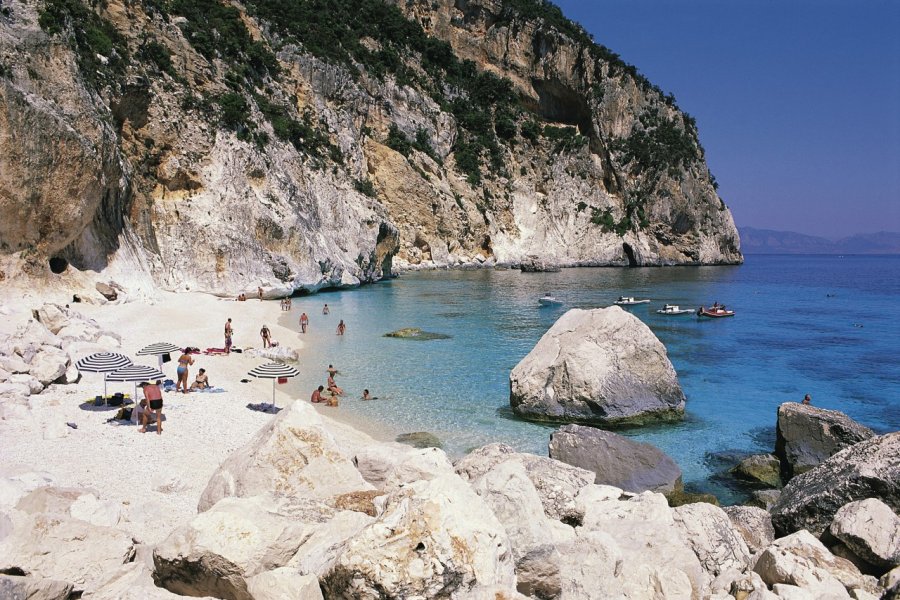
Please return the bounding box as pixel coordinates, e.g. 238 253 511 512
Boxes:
656 304 694 315
614 296 651 306
538 293 563 306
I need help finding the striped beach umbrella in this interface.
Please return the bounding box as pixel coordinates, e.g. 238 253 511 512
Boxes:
136 342 182 369
76 352 132 397
107 364 167 398
248 362 301 407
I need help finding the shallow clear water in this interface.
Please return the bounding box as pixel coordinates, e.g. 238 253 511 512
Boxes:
279 255 900 503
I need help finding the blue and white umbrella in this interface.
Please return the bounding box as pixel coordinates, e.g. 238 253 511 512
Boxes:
75 352 132 397
248 362 300 407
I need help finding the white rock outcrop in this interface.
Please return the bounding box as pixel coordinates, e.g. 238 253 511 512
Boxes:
509 307 686 426
198 400 372 511
829 498 900 571
322 474 515 598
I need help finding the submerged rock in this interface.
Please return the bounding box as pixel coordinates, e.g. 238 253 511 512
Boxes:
774 402 875 480
548 424 682 493
730 453 782 488
771 432 900 537
395 431 443 449
383 327 451 341
510 307 686 426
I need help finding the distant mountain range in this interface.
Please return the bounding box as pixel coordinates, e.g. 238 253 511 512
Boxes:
739 228 900 254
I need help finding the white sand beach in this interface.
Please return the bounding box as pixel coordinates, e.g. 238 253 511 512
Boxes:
0 288 390 545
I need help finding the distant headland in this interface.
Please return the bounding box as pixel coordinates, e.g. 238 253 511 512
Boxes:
739 227 900 255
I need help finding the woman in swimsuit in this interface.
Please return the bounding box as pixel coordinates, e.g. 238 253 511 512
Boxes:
175 349 194 393
191 368 209 390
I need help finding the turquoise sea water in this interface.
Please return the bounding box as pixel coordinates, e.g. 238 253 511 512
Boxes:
280 255 900 503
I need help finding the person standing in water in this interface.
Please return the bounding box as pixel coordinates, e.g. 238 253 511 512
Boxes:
323 304 330 315
224 318 233 354
337 319 346 335
299 312 309 333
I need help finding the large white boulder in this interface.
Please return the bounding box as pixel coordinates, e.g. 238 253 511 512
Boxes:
509 307 686 426
468 459 573 598
0 575 74 600
322 474 515 598
246 568 323 600
454 443 595 523
549 424 682 493
0 510 135 593
28 346 70 386
829 498 900 571
353 445 455 491
753 530 875 599
672 502 752 579
198 401 372 511
153 495 312 599
723 505 776 554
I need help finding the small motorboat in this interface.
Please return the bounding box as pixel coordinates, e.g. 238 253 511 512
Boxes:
697 304 735 318
538 293 563 307
656 304 694 315
614 296 651 306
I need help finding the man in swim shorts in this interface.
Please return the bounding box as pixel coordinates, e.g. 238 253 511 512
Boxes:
225 318 233 354
139 380 164 434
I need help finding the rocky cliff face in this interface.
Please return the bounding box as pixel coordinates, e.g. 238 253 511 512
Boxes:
0 0 741 296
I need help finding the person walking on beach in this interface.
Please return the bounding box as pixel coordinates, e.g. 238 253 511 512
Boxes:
299 312 309 333
225 318 234 354
323 304 330 315
261 324 272 348
175 349 194 394
258 287 264 301
336 319 346 335
139 380 164 434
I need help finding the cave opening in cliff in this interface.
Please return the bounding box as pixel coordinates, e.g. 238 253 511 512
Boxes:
48 257 69 274
622 243 638 267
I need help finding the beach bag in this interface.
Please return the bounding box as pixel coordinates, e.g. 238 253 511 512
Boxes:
277 377 288 384
161 352 171 363
94 396 104 406
108 394 124 407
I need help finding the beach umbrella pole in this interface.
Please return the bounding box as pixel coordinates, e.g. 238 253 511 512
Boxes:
271 379 276 408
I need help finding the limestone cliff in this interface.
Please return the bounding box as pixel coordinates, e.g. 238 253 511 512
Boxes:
0 0 741 296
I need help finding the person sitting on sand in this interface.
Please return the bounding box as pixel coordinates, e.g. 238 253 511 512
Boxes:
327 374 343 396
311 385 325 403
138 380 164 434
175 349 194 394
190 368 209 390
260 324 271 348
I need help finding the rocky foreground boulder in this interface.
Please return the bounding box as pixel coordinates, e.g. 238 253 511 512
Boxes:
549 424 682 493
829 498 900 572
509 307 686 427
198 401 372 511
771 432 900 537
774 402 875 480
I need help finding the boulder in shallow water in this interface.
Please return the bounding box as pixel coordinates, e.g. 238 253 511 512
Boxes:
775 402 875 481
509 307 685 426
730 453 782 488
829 498 900 571
395 431 443 449
549 424 682 493
771 432 900 537
383 327 451 340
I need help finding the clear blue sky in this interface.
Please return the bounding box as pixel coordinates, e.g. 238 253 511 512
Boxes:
553 0 900 238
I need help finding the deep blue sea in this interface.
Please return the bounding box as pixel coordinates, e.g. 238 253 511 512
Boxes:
280 255 900 503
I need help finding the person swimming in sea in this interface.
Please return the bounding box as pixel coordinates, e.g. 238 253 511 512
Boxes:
362 389 378 401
